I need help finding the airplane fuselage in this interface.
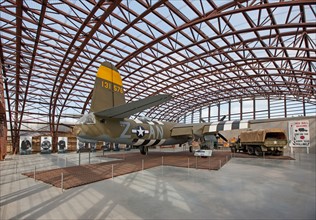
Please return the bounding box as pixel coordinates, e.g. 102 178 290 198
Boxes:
75 115 189 147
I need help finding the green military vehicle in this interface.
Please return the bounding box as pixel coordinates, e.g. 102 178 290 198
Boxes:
230 128 288 156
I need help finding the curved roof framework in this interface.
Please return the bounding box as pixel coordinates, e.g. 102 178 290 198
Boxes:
0 0 315 149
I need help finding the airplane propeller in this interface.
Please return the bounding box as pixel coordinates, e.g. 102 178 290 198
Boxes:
216 132 228 142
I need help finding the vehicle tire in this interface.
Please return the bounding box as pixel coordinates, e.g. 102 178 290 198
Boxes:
275 151 282 156
189 146 193 152
247 147 255 155
254 147 263 156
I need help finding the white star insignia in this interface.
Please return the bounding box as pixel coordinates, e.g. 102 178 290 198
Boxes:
137 127 145 137
132 126 149 138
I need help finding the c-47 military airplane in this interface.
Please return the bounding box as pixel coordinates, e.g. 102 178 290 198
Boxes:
74 61 249 155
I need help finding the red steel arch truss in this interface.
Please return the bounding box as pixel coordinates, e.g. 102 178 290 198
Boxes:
0 0 315 151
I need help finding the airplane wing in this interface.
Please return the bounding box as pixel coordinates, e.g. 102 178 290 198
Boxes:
171 120 249 138
202 120 249 133
94 94 171 118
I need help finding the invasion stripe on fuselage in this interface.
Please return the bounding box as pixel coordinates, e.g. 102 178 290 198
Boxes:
223 121 233 130
133 118 143 124
231 120 240 130
142 140 151 146
217 121 225 131
147 121 155 125
134 118 165 126
153 120 164 125
145 139 159 146
132 139 145 146
208 122 219 132
207 120 249 132
154 139 166 146
239 120 249 129
132 139 166 146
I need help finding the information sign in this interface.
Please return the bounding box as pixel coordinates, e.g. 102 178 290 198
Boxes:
288 120 310 147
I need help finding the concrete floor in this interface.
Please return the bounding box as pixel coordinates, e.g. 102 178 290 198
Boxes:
0 149 315 220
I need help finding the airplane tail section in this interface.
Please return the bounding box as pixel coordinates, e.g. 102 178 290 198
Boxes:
90 61 126 113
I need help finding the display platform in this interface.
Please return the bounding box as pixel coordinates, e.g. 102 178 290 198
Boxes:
22 151 294 190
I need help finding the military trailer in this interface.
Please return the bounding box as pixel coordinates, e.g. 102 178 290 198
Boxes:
230 128 288 156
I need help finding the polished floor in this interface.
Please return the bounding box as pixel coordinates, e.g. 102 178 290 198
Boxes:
0 149 315 220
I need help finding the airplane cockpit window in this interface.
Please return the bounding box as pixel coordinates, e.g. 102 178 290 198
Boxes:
77 113 96 125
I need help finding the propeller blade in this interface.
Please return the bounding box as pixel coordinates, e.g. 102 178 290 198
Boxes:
217 132 228 142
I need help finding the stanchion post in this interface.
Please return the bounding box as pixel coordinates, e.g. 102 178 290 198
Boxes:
61 172 64 192
79 151 81 166
112 164 114 179
263 152 265 160
34 166 36 181
142 159 144 171
188 158 190 169
195 156 197 169
160 156 164 175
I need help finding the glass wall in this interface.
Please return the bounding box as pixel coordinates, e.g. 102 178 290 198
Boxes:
178 96 316 123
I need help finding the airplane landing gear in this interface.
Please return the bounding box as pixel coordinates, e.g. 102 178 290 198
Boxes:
140 146 148 155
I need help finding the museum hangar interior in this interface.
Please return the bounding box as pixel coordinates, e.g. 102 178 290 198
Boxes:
0 0 315 219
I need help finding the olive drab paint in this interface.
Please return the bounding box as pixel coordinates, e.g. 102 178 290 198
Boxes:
90 62 125 113
74 61 249 155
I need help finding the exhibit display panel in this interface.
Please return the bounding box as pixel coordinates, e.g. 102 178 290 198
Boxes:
20 136 32 155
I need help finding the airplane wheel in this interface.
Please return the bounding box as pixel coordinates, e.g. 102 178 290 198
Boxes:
140 146 148 155
231 146 237 153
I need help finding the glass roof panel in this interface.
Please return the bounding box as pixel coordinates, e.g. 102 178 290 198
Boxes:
0 0 314 140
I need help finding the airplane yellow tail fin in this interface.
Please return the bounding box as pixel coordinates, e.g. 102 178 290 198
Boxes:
90 61 126 113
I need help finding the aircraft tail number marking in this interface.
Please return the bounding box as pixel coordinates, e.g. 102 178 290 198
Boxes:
101 80 124 94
